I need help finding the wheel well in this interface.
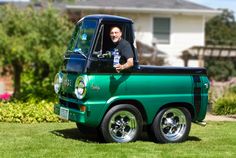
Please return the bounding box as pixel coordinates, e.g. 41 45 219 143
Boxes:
157 102 195 120
106 100 148 124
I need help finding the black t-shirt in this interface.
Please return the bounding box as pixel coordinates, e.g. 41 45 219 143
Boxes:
115 39 133 64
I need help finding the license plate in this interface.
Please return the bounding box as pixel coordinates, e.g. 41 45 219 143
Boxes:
60 107 69 120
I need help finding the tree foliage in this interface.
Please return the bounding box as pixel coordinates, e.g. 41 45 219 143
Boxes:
205 9 236 81
206 9 236 45
0 5 73 99
205 59 235 81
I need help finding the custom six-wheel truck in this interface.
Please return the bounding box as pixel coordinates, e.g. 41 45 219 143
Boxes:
54 15 210 143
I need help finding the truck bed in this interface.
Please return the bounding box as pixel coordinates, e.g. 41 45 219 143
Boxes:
137 65 207 75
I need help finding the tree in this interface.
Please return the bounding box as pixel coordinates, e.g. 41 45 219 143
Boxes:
0 5 72 98
205 9 236 81
206 9 236 45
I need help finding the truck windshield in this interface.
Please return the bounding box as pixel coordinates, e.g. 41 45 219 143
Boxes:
67 19 98 57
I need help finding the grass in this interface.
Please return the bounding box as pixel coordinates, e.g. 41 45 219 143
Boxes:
0 122 236 158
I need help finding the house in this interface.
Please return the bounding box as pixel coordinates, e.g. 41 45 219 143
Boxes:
66 0 221 66
0 0 30 6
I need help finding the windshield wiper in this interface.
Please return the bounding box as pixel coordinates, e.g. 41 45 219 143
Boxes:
73 49 87 58
65 49 87 59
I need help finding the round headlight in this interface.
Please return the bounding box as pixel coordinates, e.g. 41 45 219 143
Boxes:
74 76 87 99
54 72 63 94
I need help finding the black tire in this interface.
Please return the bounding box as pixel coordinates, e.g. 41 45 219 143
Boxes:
100 104 143 143
151 107 191 143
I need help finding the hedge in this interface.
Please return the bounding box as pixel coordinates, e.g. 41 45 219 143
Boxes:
212 87 236 115
0 100 64 123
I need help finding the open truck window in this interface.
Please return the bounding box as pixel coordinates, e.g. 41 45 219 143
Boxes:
89 23 134 73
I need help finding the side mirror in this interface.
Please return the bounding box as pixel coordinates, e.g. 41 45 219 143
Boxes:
97 51 112 58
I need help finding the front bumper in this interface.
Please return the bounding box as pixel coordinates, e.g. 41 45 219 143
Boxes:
54 104 86 123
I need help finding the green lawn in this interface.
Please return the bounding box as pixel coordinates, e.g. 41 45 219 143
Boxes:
0 122 235 158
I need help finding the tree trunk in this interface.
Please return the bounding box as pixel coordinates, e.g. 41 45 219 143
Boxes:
12 59 23 98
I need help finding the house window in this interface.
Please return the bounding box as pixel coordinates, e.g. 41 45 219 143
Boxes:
153 17 170 44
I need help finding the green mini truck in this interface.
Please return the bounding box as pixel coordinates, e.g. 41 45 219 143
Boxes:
54 14 210 143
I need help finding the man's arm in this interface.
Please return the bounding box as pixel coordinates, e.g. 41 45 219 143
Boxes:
122 58 133 69
114 58 133 73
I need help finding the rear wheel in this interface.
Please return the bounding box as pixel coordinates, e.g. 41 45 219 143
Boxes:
151 107 191 143
100 104 143 143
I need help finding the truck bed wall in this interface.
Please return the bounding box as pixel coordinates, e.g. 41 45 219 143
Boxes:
86 67 208 126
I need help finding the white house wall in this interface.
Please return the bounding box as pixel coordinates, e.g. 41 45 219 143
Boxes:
115 13 154 46
162 14 205 66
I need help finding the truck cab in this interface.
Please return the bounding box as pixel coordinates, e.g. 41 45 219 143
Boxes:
54 14 210 143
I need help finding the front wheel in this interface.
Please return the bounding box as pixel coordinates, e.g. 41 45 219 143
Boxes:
151 107 191 143
100 104 143 143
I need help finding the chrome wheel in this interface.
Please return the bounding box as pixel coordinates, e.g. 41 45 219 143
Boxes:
160 108 187 141
108 111 137 143
101 104 143 143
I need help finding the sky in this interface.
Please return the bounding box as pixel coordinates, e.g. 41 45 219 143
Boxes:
187 0 236 17
0 0 30 2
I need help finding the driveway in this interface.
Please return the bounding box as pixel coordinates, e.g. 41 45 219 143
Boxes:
205 113 236 122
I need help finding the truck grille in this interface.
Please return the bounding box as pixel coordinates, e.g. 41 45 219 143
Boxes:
59 99 79 110
61 92 77 99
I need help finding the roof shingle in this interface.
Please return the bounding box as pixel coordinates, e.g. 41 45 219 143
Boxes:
72 0 213 10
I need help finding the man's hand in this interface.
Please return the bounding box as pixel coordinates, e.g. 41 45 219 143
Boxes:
114 58 134 73
114 64 123 73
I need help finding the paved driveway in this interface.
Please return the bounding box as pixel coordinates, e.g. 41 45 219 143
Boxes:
205 113 236 122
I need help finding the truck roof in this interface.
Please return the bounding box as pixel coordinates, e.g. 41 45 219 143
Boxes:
81 14 133 23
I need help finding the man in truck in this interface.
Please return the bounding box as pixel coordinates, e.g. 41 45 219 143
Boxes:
109 26 134 72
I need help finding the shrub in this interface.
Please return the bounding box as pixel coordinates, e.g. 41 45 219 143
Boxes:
0 99 65 123
205 59 235 81
229 86 236 94
213 93 236 115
